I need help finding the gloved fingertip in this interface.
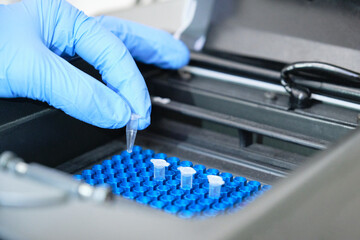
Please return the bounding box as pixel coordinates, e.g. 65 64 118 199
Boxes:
102 99 131 129
174 40 191 69
162 39 190 69
138 117 151 130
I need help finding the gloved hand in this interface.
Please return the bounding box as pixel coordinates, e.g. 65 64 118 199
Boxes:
0 0 189 129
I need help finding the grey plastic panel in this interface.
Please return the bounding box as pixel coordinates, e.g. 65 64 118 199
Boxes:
202 0 360 72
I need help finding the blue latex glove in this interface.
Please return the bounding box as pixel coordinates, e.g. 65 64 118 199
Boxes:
0 0 189 129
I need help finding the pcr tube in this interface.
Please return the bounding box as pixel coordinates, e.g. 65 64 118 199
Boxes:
126 114 141 153
150 159 170 181
177 167 196 190
207 175 225 199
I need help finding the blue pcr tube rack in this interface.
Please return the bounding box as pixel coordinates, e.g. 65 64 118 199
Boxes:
74 146 271 219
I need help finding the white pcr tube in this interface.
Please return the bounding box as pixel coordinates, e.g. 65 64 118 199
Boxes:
207 175 225 199
177 167 196 189
150 159 170 181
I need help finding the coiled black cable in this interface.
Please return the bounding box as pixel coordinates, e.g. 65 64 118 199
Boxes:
280 62 360 109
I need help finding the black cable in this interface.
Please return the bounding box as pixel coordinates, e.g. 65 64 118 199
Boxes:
280 62 360 109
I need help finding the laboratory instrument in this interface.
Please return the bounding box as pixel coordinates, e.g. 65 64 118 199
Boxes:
3 0 360 239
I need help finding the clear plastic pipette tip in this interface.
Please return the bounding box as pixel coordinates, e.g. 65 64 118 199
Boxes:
207 175 225 199
177 167 196 189
126 114 141 153
150 159 170 180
